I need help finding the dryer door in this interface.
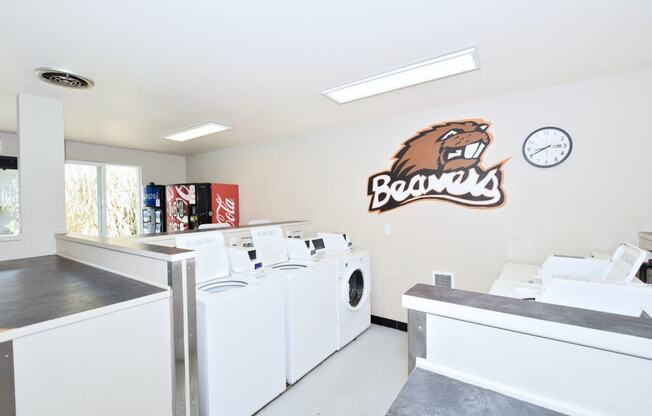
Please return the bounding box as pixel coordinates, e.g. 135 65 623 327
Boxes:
343 267 370 311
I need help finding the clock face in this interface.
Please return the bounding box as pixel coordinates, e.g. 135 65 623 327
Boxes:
522 127 572 168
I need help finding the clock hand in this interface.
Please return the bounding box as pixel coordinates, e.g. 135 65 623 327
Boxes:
529 145 551 157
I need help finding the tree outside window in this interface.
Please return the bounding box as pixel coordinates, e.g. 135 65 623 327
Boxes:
65 162 141 237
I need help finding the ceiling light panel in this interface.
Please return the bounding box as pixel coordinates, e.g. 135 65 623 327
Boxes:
164 122 231 142
322 48 480 104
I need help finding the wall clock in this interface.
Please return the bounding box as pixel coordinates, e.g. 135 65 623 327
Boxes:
522 127 572 168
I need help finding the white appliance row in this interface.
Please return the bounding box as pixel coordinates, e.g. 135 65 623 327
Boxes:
249 227 372 381
176 227 371 416
271 231 372 349
489 242 652 317
177 233 286 416
315 244 371 349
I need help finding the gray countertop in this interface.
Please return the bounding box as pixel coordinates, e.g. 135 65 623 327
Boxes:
56 233 194 261
386 368 564 416
0 255 166 331
138 220 307 238
405 284 652 340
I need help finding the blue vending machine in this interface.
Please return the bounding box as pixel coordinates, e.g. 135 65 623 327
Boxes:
142 183 166 234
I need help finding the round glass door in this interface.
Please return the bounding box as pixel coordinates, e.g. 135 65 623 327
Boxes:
347 269 365 308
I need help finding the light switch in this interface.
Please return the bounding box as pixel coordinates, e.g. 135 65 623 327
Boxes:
384 224 391 235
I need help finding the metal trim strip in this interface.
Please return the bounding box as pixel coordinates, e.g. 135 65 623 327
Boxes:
168 259 199 416
408 310 426 374
0 341 16 416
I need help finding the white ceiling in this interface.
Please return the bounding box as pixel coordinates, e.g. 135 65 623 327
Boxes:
0 0 651 155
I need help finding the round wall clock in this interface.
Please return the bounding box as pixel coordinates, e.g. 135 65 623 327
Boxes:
522 127 572 168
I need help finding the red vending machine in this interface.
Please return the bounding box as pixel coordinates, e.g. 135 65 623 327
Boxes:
211 183 239 226
165 183 212 231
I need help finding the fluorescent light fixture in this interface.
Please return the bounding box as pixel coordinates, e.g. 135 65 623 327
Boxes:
322 48 480 104
164 122 231 142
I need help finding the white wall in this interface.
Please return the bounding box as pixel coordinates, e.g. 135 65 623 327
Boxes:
1 135 186 184
0 131 18 157
187 68 652 322
0 101 186 261
0 95 66 261
65 141 186 185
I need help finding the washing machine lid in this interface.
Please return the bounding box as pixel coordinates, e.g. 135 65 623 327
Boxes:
198 279 248 294
250 226 289 266
196 276 253 307
264 259 334 281
176 232 230 284
317 249 370 262
271 262 310 271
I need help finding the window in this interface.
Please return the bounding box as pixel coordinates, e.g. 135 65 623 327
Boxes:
65 162 141 237
0 160 20 236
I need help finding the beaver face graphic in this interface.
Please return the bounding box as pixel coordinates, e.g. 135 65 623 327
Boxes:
368 118 507 212
391 121 491 177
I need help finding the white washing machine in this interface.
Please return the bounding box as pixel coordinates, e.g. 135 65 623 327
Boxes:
250 226 338 385
313 242 371 350
177 232 286 416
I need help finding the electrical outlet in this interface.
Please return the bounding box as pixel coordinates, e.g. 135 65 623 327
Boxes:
384 224 391 235
432 271 455 289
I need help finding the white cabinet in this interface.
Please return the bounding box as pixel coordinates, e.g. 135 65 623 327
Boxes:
13 298 172 416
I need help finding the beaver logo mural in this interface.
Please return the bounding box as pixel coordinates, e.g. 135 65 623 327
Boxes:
368 119 507 212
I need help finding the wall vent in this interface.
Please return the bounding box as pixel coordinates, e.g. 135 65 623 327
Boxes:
432 271 455 289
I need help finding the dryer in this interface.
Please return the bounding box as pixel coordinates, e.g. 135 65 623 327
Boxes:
176 232 286 416
250 226 338 384
313 237 372 350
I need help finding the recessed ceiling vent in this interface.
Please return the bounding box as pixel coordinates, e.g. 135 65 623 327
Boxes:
34 67 94 89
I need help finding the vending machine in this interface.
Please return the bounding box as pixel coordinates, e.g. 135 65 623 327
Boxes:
142 183 166 234
165 183 212 231
211 183 240 227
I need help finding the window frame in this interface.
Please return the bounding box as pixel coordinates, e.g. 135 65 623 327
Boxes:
65 160 143 237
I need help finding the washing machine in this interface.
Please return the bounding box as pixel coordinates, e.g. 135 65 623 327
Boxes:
312 239 371 350
176 232 286 416
250 226 338 384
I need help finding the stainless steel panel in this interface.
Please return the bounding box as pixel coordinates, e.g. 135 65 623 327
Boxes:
185 258 199 416
407 310 426 374
169 261 186 416
168 258 199 416
0 341 16 416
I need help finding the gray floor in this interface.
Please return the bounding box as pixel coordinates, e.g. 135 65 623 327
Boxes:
257 324 408 416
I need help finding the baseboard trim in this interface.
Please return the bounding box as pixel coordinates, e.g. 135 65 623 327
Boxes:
371 315 407 332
